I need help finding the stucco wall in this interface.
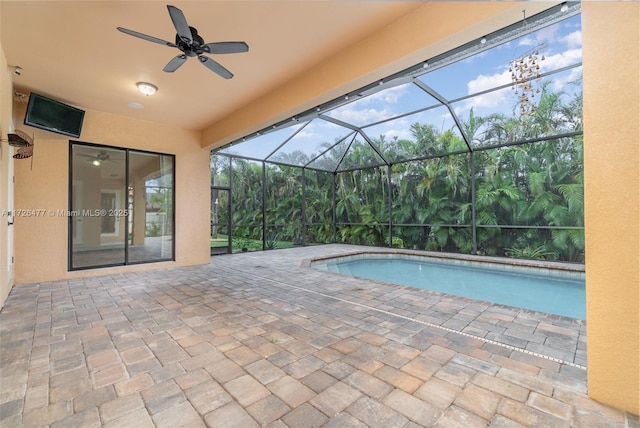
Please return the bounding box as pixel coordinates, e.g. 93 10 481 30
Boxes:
582 2 640 414
0 33 15 307
12 103 211 283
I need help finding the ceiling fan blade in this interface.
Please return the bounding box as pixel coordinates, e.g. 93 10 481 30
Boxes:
117 27 177 47
163 54 188 72
167 5 192 43
198 56 233 79
203 42 249 55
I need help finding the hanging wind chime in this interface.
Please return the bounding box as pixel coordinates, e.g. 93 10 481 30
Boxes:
509 10 545 122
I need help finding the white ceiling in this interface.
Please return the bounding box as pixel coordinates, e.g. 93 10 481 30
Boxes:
1 1 422 132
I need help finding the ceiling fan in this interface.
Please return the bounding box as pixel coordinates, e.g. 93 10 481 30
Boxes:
77 150 121 166
117 5 249 79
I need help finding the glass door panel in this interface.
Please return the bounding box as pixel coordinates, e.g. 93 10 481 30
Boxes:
70 145 126 268
70 143 175 270
128 152 174 263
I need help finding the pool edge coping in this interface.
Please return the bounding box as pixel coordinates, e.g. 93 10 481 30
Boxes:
301 248 586 324
302 248 585 272
268 252 588 369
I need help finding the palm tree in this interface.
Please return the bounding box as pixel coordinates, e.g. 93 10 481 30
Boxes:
216 73 583 261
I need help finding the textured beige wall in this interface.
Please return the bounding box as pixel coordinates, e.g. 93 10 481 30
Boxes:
0 34 15 307
12 104 210 283
583 2 640 415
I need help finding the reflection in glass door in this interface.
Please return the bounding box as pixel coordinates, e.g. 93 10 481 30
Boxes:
210 187 230 255
70 145 126 268
127 151 174 263
69 142 174 270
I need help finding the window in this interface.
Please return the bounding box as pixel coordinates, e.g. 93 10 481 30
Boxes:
69 142 175 270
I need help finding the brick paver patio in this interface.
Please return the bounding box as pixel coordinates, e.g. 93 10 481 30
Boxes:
1 244 637 427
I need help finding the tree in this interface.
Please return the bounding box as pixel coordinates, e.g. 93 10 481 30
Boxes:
215 73 584 262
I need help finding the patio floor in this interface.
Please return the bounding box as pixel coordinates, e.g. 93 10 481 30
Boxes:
1 244 637 427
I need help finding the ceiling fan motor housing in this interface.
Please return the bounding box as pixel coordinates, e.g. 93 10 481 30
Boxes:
176 27 205 57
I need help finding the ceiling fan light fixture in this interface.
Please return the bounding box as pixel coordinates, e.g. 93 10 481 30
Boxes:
92 159 102 167
136 82 158 96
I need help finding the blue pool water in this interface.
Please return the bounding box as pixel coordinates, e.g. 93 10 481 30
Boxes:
314 254 585 319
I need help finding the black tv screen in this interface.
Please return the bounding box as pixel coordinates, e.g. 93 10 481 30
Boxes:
24 92 85 138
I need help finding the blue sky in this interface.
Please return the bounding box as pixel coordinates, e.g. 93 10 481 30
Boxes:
220 14 582 163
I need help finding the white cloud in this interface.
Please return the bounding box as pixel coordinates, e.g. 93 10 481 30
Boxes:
364 117 412 141
365 84 408 104
467 69 511 94
539 47 583 92
540 47 582 71
329 107 392 125
317 119 343 130
517 35 539 48
514 22 579 59
533 24 560 45
380 127 413 141
295 129 321 141
562 30 582 49
295 121 333 140
461 30 583 111
464 70 512 109
327 84 409 125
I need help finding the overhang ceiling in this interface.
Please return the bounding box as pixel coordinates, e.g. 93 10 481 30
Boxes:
1 1 422 133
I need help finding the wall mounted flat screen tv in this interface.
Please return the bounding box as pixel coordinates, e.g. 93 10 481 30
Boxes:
24 92 85 138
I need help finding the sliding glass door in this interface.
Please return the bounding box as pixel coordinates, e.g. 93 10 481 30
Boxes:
128 151 174 263
69 143 174 270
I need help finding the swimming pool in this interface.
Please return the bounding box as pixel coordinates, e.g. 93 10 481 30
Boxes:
312 253 585 319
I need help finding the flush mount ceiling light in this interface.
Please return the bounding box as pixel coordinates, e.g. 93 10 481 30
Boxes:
136 82 158 96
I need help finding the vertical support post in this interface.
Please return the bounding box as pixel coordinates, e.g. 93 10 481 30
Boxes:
470 151 478 254
228 157 234 253
332 172 337 243
261 161 266 250
301 168 306 246
387 164 393 248
124 149 130 264
68 145 74 270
